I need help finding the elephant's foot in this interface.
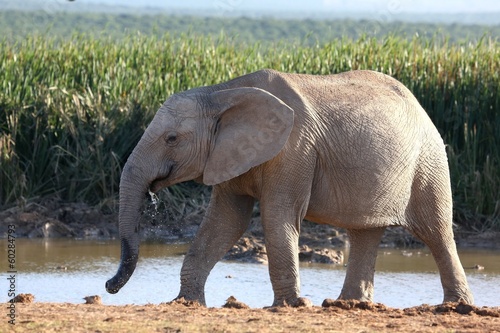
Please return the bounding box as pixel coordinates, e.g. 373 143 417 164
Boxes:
177 274 207 306
338 281 374 302
337 292 373 302
270 296 313 308
443 287 474 305
322 298 379 309
174 290 206 307
170 296 205 307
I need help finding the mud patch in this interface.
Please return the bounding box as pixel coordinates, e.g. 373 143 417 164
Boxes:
0 198 117 239
298 245 344 264
83 295 102 305
403 301 500 317
322 299 390 311
223 296 250 309
457 230 500 249
224 236 268 264
10 293 35 304
166 297 203 308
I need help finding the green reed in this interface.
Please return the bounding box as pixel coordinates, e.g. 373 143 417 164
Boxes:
0 34 498 228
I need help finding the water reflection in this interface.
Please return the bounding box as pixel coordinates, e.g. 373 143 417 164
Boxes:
2 239 499 308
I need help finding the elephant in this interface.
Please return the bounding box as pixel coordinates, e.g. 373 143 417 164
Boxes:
105 69 474 306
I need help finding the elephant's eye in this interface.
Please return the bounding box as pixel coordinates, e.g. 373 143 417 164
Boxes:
166 133 178 145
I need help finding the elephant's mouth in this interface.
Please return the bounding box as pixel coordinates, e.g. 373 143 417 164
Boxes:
149 164 174 193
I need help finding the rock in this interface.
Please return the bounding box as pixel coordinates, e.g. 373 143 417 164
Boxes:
292 297 313 308
41 219 75 238
455 302 475 315
299 245 344 264
168 297 203 307
434 302 476 315
11 293 35 303
224 237 344 265
0 197 118 239
223 296 250 309
224 237 268 264
83 295 102 304
19 212 39 223
464 264 485 270
322 299 388 311
456 231 500 249
299 223 347 248
380 227 423 248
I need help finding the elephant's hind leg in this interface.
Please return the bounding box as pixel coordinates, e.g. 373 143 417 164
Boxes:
338 227 386 301
406 162 474 304
407 215 474 304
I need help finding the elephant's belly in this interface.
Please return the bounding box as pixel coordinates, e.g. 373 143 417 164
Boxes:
305 176 409 229
304 208 403 229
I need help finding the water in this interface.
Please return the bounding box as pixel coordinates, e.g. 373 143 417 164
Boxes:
148 190 160 211
2 239 499 308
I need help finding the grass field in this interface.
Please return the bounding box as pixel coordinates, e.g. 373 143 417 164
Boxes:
0 33 498 229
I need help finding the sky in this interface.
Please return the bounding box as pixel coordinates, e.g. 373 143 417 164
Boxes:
78 0 500 14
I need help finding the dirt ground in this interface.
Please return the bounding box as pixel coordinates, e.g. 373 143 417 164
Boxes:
4 299 500 333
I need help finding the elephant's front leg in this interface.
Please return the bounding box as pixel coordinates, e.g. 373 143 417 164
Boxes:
338 227 386 301
176 187 254 305
261 203 307 307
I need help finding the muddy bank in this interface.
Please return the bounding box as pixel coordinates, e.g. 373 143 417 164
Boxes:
0 199 347 264
4 299 500 333
1 198 499 265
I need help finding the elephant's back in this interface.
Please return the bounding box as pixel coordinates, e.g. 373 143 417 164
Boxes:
290 70 445 222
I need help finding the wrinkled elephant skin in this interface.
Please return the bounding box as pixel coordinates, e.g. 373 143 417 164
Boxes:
106 69 473 307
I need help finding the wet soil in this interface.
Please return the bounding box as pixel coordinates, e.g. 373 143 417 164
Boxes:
4 298 500 333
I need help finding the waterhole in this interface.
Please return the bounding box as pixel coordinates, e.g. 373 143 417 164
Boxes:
2 239 499 307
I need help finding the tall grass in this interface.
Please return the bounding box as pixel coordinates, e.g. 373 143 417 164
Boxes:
0 34 498 229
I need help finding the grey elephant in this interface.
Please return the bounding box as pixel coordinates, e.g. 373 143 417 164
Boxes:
106 69 473 306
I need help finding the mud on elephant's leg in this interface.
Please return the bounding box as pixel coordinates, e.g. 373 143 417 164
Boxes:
337 227 386 302
176 188 254 305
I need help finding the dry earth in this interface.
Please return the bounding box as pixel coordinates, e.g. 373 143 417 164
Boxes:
3 298 500 333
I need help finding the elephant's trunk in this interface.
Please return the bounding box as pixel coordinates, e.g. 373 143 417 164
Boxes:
105 236 139 294
106 153 150 294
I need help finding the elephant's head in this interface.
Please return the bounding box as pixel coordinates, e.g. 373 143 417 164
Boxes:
105 87 294 294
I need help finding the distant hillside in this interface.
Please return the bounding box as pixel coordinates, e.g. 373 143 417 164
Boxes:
1 10 498 44
1 0 500 25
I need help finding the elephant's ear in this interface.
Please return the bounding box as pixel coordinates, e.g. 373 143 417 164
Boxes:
203 87 294 186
